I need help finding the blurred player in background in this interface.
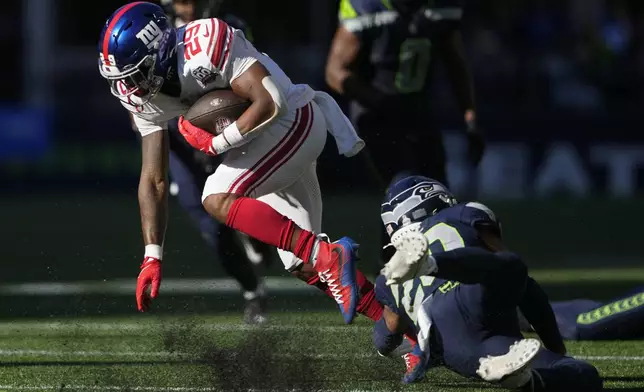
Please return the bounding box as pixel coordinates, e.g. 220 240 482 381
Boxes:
98 2 387 326
325 0 485 264
134 0 270 325
372 176 602 390
519 286 644 341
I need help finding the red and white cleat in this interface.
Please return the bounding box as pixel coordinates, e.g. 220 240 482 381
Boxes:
315 237 360 324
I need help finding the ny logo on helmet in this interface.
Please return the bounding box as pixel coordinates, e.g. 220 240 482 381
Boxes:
136 21 162 49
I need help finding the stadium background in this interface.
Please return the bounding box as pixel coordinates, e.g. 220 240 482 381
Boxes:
0 0 643 317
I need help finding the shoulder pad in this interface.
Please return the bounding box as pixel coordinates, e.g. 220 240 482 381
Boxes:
339 0 389 20
182 19 233 74
462 202 501 232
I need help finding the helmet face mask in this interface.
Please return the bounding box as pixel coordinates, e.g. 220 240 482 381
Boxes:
100 54 164 104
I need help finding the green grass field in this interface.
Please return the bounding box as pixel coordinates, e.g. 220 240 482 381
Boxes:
0 312 643 391
2 193 643 390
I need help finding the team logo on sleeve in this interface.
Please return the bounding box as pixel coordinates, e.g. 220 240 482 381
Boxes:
192 66 217 87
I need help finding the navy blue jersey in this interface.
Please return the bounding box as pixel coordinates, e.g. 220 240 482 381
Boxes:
338 0 462 110
420 201 501 254
375 201 500 328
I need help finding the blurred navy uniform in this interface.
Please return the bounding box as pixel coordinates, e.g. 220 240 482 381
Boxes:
326 0 483 264
373 176 601 390
520 286 644 341
328 0 483 185
161 0 270 324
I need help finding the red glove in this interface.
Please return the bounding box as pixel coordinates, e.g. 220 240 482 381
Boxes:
136 256 162 312
177 116 216 156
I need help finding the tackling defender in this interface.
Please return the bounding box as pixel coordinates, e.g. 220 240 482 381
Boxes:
372 176 602 390
98 1 385 324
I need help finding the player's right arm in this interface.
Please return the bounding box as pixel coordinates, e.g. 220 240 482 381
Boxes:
132 114 169 312
139 130 169 249
325 0 388 111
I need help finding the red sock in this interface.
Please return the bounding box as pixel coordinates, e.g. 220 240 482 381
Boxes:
306 268 383 322
355 270 383 321
226 197 316 261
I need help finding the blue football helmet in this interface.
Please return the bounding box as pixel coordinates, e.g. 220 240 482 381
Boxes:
381 176 457 237
98 2 176 104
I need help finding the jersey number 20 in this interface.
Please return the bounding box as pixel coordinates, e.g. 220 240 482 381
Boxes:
425 222 465 254
395 38 431 93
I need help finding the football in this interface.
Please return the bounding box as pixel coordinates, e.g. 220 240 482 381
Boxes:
184 89 251 135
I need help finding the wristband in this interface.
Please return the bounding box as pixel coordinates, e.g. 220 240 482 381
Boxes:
144 244 163 260
211 122 244 154
223 121 244 146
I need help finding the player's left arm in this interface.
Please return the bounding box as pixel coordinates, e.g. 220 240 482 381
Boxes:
437 28 475 125
477 225 567 355
437 21 484 165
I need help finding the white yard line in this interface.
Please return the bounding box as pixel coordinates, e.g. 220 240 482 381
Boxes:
0 388 370 392
0 349 641 361
0 387 220 391
577 355 644 361
0 322 366 334
0 349 374 360
0 387 376 392
0 277 312 296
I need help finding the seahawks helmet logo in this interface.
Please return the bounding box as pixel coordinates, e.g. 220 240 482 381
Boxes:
415 185 435 198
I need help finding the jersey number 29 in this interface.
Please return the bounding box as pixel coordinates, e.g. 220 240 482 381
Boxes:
184 24 203 60
395 38 431 93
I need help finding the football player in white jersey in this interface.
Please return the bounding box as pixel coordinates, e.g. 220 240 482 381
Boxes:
155 0 271 325
98 1 387 325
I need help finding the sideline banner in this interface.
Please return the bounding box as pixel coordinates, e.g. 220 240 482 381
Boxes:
444 133 644 198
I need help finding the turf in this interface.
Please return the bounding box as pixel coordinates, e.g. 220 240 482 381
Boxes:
0 313 642 391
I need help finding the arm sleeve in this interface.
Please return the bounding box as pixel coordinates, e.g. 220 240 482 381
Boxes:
131 113 164 137
206 19 257 84
338 0 386 37
186 19 258 87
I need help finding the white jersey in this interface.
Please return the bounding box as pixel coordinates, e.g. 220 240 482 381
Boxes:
120 18 311 137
